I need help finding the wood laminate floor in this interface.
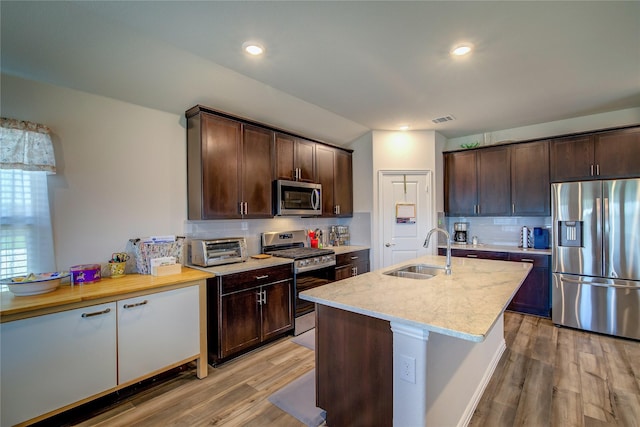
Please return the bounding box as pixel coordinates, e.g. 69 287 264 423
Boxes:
38 312 639 427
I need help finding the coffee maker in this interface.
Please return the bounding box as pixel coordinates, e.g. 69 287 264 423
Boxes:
453 222 468 244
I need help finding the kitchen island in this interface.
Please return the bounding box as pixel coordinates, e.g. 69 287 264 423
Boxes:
300 254 531 427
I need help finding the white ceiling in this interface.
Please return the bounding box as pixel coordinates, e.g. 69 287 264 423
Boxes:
2 1 639 145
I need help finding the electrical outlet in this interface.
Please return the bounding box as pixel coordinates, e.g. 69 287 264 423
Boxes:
399 354 416 383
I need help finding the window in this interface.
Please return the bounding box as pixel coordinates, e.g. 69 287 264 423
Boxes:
0 169 55 279
0 118 56 282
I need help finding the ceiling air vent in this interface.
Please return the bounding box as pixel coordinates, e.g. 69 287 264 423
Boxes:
432 115 455 124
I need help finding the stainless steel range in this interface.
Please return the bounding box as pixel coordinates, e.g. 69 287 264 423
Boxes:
262 230 335 335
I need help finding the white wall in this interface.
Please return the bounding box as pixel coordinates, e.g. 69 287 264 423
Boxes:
1 74 187 270
1 74 364 271
370 130 440 269
446 107 640 151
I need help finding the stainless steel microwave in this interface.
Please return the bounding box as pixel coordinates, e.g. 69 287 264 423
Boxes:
274 180 322 216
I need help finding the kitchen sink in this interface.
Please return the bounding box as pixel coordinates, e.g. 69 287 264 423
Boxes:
383 264 445 280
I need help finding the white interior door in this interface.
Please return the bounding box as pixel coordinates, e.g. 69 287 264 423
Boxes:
380 171 433 268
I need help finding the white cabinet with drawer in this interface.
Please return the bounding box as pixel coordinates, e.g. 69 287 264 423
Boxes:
118 286 200 384
1 302 117 427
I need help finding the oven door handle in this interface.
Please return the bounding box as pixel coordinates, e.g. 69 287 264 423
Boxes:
295 260 336 274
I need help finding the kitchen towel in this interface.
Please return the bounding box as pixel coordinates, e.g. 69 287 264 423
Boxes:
268 369 326 427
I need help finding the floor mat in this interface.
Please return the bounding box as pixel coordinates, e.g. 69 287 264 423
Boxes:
268 369 326 427
291 328 315 351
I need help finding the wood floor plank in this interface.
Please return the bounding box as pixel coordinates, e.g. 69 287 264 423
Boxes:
512 358 554 426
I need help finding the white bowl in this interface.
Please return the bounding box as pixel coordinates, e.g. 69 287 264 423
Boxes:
3 272 70 296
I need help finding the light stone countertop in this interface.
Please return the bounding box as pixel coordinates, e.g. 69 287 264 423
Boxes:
440 243 551 256
330 245 370 255
300 254 532 343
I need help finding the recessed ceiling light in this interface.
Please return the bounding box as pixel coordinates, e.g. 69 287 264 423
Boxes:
451 44 472 56
243 42 265 56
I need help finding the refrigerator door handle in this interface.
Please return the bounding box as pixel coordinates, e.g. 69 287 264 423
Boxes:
603 197 609 275
596 197 603 275
559 275 638 289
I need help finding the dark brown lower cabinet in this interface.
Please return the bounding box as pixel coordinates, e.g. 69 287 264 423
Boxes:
208 264 294 365
316 304 393 427
333 249 370 281
438 248 551 318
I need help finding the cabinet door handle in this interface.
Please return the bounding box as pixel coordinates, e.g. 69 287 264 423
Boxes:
590 164 594 176
256 291 262 305
81 307 111 318
596 164 600 176
256 275 269 280
263 289 267 304
123 300 148 309
466 254 478 258
512 203 515 214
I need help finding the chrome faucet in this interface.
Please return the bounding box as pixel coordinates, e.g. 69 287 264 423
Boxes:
423 227 452 275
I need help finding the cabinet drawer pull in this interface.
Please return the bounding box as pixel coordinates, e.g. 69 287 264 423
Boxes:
520 258 535 263
81 307 111 318
466 254 478 258
255 275 269 280
123 300 148 309
350 256 359 260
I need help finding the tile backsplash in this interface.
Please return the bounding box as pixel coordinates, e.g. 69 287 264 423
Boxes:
184 212 371 256
444 215 552 247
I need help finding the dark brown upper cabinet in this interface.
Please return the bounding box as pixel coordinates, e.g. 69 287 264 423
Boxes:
275 133 316 183
511 140 550 216
550 126 640 182
316 145 353 217
445 146 511 216
187 110 273 219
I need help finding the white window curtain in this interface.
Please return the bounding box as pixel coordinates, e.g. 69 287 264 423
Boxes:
0 118 56 280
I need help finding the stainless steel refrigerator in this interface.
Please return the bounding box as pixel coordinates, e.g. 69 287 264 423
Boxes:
551 179 640 340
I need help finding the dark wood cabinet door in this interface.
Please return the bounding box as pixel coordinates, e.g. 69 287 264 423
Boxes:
477 146 511 216
507 267 549 317
295 138 316 182
550 134 594 182
334 264 352 281
444 151 478 216
507 253 550 317
594 127 640 179
261 280 293 341
275 134 316 182
274 133 296 180
242 125 273 217
334 149 353 216
511 140 550 216
220 288 261 358
201 114 242 219
316 145 336 216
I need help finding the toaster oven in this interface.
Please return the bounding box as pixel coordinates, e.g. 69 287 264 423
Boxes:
190 238 247 267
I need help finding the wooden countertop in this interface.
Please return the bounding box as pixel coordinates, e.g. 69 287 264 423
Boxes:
0 267 213 321
300 255 531 343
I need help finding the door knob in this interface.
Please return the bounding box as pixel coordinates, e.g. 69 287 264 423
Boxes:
385 243 395 247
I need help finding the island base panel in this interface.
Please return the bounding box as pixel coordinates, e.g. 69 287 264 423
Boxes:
316 304 393 426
